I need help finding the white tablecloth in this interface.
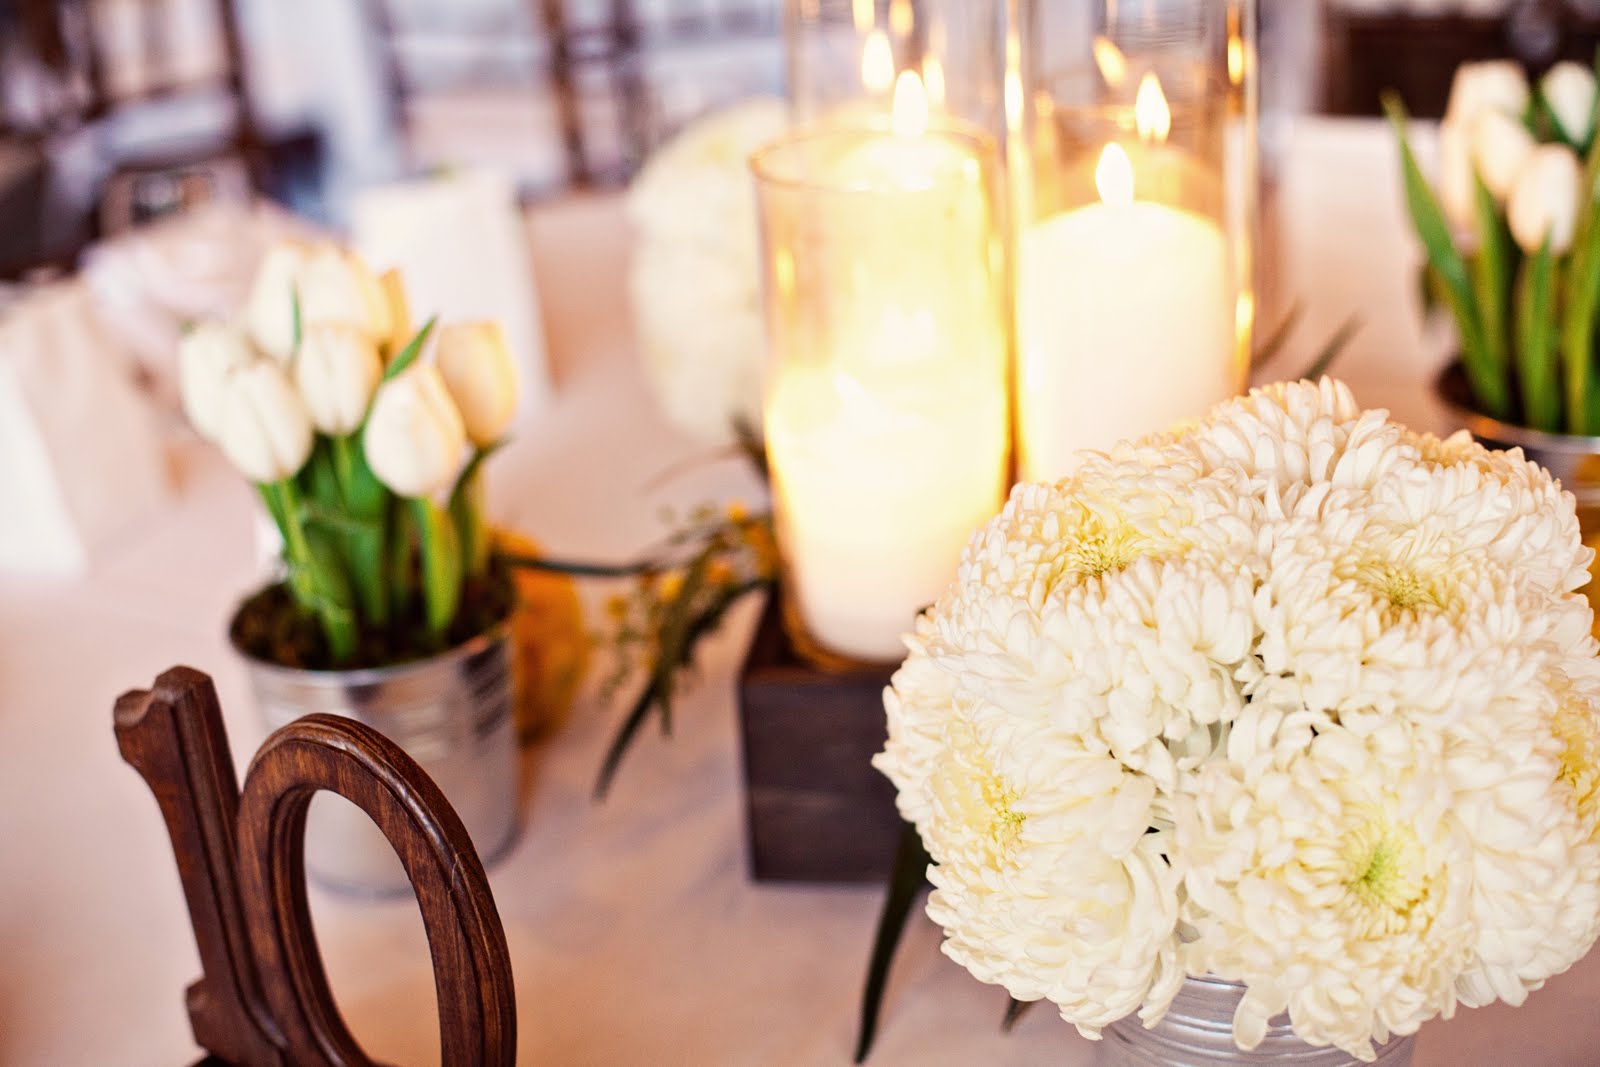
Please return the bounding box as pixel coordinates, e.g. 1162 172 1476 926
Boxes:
2 118 1597 1067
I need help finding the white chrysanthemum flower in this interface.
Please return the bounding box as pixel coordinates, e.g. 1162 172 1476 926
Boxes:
877 378 1600 1058
1179 719 1473 1061
626 98 786 443
1448 669 1600 1008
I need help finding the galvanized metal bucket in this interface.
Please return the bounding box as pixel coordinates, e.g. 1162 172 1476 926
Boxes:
234 620 522 898
1100 975 1417 1066
1436 362 1600 530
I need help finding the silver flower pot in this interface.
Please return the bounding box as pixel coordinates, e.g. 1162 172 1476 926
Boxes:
1435 362 1600 528
1100 975 1417 1066
233 618 522 898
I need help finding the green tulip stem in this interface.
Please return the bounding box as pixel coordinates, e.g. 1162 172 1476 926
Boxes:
272 478 357 662
451 456 491 579
412 497 462 643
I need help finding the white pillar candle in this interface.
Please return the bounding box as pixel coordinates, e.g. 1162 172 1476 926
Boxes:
1017 142 1235 484
760 74 1009 663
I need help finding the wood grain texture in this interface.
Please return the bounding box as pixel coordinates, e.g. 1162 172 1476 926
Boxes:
737 596 904 884
115 666 516 1066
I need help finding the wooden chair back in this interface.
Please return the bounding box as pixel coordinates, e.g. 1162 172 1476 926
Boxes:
114 666 516 1067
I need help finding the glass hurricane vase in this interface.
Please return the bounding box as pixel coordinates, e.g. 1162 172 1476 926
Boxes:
1098 975 1417 1066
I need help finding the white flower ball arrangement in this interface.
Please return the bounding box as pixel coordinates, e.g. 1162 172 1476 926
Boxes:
876 379 1600 1061
626 98 786 444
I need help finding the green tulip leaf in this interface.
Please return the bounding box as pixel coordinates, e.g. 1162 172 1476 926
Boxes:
383 316 438 382
1517 241 1562 431
1383 92 1505 417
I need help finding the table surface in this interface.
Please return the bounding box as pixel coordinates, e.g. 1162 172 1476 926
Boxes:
4 117 1598 1067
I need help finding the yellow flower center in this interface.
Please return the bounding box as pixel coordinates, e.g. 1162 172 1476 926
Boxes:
986 777 1026 853
1048 509 1161 590
1341 811 1427 926
1347 557 1448 612
1555 702 1600 842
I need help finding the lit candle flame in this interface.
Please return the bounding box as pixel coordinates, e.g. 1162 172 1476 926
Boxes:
852 0 874 33
922 56 946 109
892 70 929 138
861 29 894 94
890 0 913 38
1096 143 1134 207
1135 73 1171 142
1093 36 1127 88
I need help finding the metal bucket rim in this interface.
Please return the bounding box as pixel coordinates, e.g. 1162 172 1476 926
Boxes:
227 587 513 688
1434 361 1600 455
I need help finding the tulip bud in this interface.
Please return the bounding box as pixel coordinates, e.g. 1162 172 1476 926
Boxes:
298 243 394 345
378 268 412 355
1542 61 1598 144
436 321 520 447
1446 60 1530 126
179 321 256 442
1470 109 1537 202
1438 119 1478 236
363 364 468 498
217 360 314 484
244 240 313 362
294 323 382 435
1509 144 1582 255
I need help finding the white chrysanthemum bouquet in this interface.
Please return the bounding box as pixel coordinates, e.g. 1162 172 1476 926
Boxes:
875 379 1600 1061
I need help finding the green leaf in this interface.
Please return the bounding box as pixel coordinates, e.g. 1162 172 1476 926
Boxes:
412 497 462 640
1562 208 1600 435
301 502 382 538
1517 241 1562 431
1001 998 1035 1033
1297 315 1362 382
1249 299 1303 370
382 317 438 382
592 578 767 798
291 284 303 352
1382 92 1505 417
1470 172 1514 380
275 479 357 662
387 495 416 622
854 822 932 1064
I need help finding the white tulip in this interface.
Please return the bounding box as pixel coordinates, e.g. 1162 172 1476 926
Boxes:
1438 119 1478 235
436 322 520 447
1471 109 1537 202
363 364 468 498
244 240 313 362
294 324 382 435
378 268 412 355
297 243 394 344
1509 144 1582 255
1542 61 1598 144
216 360 314 483
1446 60 1530 125
178 321 257 442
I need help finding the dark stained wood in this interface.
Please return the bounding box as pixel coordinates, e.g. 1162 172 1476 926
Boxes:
737 595 904 884
115 667 516 1067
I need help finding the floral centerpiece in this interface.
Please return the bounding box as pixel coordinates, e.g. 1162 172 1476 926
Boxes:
178 238 527 894
876 380 1600 1061
1387 59 1600 433
179 239 520 666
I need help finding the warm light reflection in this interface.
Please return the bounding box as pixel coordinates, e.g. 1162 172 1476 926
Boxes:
1135 73 1171 142
1227 5 1245 86
1093 36 1127 88
889 0 913 38
922 56 946 109
892 70 929 138
861 30 894 94
852 0 874 33
1096 143 1134 207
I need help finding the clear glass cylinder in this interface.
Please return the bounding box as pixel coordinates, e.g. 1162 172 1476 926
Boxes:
784 0 1006 139
1011 0 1257 483
751 110 1011 665
1100 975 1417 1066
